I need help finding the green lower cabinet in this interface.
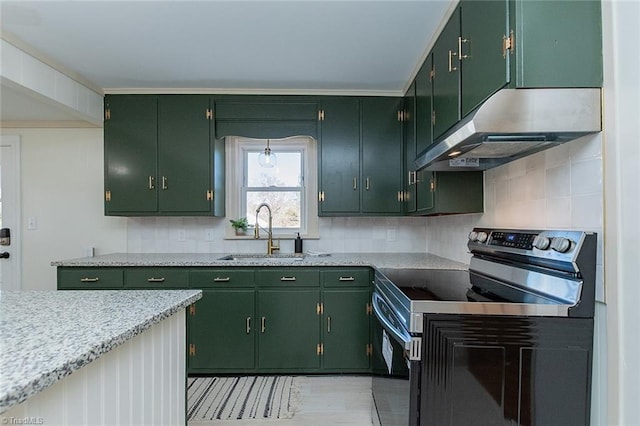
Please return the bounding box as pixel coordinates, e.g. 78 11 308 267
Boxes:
189 289 256 372
57 267 124 290
322 289 371 371
257 289 321 371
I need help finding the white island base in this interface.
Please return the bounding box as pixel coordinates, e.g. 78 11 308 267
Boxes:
2 309 186 426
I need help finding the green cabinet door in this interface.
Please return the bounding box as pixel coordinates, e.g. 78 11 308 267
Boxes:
104 95 158 214
432 7 461 139
322 289 371 371
404 82 417 214
258 289 320 371
318 97 361 214
420 171 483 215
361 97 403 214
460 0 509 116
416 169 435 212
189 289 256 371
513 0 602 88
158 95 212 214
415 55 434 155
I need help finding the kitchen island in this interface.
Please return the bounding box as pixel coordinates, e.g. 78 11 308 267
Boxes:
0 289 201 425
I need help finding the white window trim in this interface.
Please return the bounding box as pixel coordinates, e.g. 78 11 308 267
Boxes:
225 136 319 240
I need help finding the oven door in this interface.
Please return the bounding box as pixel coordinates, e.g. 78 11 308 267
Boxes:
371 291 420 426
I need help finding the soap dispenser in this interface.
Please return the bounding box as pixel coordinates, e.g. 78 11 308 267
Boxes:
294 233 303 254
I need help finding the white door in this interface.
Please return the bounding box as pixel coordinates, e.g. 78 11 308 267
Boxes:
0 135 21 291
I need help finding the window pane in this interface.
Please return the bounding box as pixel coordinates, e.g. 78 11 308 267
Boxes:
247 152 302 187
247 191 301 228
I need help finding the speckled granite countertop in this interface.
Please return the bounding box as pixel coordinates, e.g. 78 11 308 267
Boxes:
0 289 202 414
51 252 468 270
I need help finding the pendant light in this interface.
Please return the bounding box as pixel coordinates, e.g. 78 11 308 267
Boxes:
258 139 277 168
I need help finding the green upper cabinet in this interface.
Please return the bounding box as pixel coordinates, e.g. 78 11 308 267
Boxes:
415 55 434 156
318 97 361 215
361 97 404 214
417 171 483 215
512 0 602 88
157 95 212 213
318 97 403 216
403 82 417 214
104 94 221 216
104 95 158 213
459 0 509 117
432 7 461 140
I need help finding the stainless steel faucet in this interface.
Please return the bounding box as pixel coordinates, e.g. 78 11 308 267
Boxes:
254 203 280 255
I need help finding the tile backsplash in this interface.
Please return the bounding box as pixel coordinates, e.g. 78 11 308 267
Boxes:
126 216 428 254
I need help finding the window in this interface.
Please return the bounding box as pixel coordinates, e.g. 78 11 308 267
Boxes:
226 137 318 238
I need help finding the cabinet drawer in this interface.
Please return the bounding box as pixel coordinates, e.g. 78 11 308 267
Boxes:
215 100 317 121
256 268 319 287
190 269 255 288
58 268 124 289
321 269 372 287
125 268 189 289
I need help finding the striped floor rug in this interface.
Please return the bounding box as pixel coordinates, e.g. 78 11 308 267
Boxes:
187 376 303 421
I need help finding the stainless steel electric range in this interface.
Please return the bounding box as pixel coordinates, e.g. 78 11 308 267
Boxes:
372 228 597 426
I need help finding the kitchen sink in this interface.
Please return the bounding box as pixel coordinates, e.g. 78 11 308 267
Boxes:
217 254 306 261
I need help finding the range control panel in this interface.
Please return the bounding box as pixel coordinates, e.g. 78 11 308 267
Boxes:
488 231 537 250
467 228 593 266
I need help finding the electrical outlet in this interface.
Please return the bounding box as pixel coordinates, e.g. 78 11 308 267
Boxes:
177 229 186 241
27 217 37 230
205 229 214 241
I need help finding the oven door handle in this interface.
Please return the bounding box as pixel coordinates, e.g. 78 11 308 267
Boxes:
372 292 412 350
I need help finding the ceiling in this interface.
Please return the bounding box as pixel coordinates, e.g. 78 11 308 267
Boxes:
0 0 453 123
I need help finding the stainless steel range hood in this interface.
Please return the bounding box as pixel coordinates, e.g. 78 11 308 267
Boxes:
414 88 602 171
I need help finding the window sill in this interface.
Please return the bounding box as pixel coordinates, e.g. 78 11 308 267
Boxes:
224 233 320 240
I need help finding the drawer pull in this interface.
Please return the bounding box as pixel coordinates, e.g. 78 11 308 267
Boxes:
246 317 251 334
280 277 297 282
339 276 355 281
80 277 99 283
214 277 231 282
147 277 166 283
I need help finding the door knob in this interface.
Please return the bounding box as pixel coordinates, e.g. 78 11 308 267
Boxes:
0 252 10 259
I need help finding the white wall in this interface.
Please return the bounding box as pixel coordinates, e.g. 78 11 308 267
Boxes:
601 1 640 425
0 128 127 290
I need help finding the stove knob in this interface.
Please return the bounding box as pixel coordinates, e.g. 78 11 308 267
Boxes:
533 235 551 250
477 232 488 243
468 231 478 241
551 237 571 253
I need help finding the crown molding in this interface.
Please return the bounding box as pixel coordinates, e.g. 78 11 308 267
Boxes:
103 87 405 97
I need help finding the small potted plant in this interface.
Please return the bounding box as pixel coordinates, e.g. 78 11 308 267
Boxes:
230 217 249 236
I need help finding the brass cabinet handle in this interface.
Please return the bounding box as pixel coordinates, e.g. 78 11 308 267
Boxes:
148 176 155 190
327 316 332 333
339 277 355 281
365 177 370 190
213 277 230 282
147 277 165 283
246 317 251 334
162 176 168 190
261 316 266 333
408 171 417 185
80 277 99 283
353 177 357 190
280 277 297 282
448 49 458 72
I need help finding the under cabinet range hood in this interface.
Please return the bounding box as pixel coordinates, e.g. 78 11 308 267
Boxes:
415 88 602 171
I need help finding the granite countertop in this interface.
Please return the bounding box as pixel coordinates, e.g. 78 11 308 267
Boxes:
51 252 468 270
0 289 202 414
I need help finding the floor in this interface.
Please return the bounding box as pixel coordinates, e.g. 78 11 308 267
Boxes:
188 376 375 425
